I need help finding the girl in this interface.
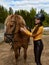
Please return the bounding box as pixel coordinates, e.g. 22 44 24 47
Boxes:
20 13 45 65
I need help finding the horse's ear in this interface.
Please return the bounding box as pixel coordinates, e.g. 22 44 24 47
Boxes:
22 19 26 26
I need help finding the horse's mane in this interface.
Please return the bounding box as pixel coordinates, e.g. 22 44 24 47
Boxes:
5 14 26 27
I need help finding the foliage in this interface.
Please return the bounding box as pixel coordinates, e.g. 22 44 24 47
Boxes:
9 7 13 15
15 8 36 29
0 5 49 28
0 5 8 23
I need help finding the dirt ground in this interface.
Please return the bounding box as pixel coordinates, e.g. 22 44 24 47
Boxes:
0 35 49 65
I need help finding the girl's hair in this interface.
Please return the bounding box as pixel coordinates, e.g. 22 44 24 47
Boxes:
33 22 43 34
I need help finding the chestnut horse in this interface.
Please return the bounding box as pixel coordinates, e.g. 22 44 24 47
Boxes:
4 14 30 61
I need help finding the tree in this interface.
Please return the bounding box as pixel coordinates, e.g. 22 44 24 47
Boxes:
15 10 20 15
9 7 13 15
30 8 36 28
0 5 8 23
40 9 49 26
0 5 49 27
15 9 36 29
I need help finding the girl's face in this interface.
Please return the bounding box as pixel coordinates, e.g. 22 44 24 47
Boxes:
35 18 40 24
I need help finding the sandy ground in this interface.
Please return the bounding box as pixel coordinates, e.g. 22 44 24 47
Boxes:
0 35 49 65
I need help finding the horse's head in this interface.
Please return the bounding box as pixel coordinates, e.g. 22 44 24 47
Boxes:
4 14 26 43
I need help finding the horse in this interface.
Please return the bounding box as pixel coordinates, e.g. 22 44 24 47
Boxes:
4 14 30 61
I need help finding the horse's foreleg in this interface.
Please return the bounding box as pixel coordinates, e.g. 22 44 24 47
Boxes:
11 43 14 49
18 47 21 56
24 48 27 61
14 49 19 60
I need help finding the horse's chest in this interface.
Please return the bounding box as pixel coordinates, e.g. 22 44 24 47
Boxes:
14 33 28 42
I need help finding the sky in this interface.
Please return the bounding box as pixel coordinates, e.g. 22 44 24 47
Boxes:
0 0 49 13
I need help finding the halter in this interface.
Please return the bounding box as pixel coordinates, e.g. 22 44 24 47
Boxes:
4 33 19 43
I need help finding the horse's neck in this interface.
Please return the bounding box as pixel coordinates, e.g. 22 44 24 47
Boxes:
18 31 24 38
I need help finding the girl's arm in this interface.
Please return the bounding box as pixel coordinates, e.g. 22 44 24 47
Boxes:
20 26 43 37
20 27 32 37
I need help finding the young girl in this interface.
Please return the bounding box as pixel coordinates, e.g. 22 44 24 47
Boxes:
20 13 45 65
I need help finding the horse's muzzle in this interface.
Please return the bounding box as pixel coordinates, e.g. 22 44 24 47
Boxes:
4 33 14 43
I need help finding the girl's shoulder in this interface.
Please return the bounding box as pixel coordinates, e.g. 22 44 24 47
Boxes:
40 26 44 28
39 26 44 31
34 25 43 28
